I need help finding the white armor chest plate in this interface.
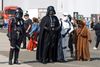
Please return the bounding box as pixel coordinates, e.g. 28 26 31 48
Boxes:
61 21 70 34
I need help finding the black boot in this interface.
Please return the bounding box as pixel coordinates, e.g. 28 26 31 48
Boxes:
9 60 12 65
9 48 14 65
71 53 74 58
42 60 47 64
14 59 20 64
21 47 26 49
14 48 20 64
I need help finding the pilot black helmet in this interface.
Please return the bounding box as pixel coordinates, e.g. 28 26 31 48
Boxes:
15 7 23 19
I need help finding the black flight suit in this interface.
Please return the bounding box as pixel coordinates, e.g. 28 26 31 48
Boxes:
8 17 24 65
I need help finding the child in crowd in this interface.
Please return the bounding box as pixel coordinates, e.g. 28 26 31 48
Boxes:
27 17 40 51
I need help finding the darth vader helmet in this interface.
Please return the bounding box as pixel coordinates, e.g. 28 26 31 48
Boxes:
46 6 56 16
15 7 23 19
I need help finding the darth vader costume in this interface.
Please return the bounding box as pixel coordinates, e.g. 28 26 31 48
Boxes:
7 7 24 65
36 6 61 64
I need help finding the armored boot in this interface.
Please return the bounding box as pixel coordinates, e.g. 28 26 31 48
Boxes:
14 49 20 64
8 48 14 65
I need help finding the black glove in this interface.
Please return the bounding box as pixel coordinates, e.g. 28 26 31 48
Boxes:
7 33 11 40
62 34 66 38
44 26 52 31
44 26 49 30
7 33 9 37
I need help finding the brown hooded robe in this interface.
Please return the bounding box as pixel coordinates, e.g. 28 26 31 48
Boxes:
75 21 91 61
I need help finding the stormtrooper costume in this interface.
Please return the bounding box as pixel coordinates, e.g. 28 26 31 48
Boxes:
58 13 74 61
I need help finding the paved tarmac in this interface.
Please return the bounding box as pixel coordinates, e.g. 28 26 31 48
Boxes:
0 29 100 67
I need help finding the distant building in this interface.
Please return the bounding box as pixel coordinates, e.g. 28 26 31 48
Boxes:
2 0 100 18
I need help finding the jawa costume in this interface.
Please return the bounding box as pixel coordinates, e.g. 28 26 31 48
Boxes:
7 8 24 65
36 6 61 64
75 20 91 61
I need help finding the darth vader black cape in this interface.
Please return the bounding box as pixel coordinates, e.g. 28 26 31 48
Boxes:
36 15 61 62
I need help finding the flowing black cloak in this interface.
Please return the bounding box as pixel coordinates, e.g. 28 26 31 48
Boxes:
36 15 60 62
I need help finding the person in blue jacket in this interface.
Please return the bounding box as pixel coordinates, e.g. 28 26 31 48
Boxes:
29 17 40 50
